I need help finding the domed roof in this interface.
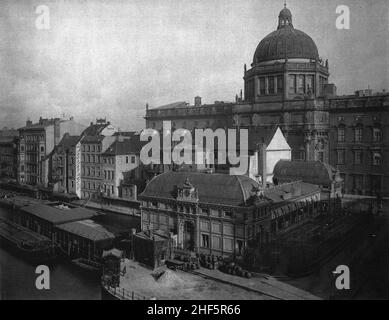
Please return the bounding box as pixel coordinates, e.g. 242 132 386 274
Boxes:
273 160 342 186
253 6 319 64
279 7 292 19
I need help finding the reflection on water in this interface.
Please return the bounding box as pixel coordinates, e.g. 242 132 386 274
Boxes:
0 245 101 300
0 205 141 300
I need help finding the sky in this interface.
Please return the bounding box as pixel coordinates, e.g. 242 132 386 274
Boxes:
0 0 388 131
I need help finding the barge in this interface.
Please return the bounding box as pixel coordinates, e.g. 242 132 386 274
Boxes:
0 217 59 263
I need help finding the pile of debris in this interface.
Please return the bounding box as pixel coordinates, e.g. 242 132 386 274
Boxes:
151 269 185 287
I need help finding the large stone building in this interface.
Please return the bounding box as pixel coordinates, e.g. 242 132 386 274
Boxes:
17 117 86 187
139 171 321 257
144 5 389 197
328 92 389 196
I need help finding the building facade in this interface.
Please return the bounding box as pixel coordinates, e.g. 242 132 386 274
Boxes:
80 135 116 200
101 137 143 198
0 136 18 180
79 119 117 200
144 5 389 197
17 117 86 187
50 134 82 198
329 93 389 196
139 171 321 257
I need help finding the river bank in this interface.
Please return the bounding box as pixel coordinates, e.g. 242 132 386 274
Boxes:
0 207 101 300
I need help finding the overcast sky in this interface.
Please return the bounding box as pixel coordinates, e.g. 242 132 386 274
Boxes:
0 0 388 131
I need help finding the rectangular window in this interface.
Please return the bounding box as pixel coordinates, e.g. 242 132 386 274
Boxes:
373 128 382 142
289 75 296 94
212 236 222 250
126 156 129 164
131 156 136 164
259 77 266 95
355 127 363 142
337 127 345 142
337 150 346 165
292 150 305 161
298 75 305 93
306 75 314 94
201 234 210 248
353 175 363 191
268 77 275 94
224 211 233 218
373 152 382 166
354 150 363 165
277 75 283 93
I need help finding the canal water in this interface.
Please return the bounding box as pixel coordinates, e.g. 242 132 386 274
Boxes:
0 206 140 300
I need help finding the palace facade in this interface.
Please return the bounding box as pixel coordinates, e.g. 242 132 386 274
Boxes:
139 171 322 257
144 5 389 197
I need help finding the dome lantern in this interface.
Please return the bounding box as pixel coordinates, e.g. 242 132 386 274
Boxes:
278 4 293 29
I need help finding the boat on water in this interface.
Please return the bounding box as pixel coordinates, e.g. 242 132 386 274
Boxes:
0 217 59 263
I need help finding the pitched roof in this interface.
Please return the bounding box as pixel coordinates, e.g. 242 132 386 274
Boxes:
102 136 145 156
140 171 260 207
58 135 80 150
20 203 98 225
81 123 109 136
81 135 105 143
56 219 115 241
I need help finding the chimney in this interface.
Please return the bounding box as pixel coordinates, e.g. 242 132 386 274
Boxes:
194 96 202 107
26 119 32 127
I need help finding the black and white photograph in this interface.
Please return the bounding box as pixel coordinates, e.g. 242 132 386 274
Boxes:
0 0 388 305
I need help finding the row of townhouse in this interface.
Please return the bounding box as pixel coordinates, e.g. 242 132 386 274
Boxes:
49 119 145 201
